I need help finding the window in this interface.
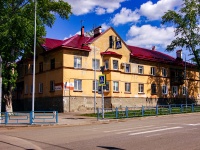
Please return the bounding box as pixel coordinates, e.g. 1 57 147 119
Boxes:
50 80 55 92
162 68 167 77
172 86 178 96
125 64 131 73
182 86 187 95
151 84 157 94
39 62 43 72
138 84 144 93
113 81 119 92
125 83 131 92
138 65 144 74
113 60 118 70
74 79 82 91
103 81 109 91
92 59 100 70
50 58 55 69
162 85 168 94
74 56 82 68
39 83 43 93
25 84 28 94
93 80 98 91
151 67 156 75
104 60 109 69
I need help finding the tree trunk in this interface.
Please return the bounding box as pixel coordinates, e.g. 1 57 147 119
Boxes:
4 91 13 114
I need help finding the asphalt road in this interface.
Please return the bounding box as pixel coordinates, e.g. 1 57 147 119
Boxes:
1 113 200 150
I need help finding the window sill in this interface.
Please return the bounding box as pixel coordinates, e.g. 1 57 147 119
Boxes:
124 92 131 94
138 92 145 94
73 90 83 92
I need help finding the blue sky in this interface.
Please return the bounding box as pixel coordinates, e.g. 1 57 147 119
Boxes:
46 0 184 58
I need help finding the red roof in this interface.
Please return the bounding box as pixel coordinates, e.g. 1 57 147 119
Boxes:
42 35 94 51
42 34 194 67
100 51 122 57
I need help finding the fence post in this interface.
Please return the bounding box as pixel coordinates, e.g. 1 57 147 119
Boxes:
56 111 58 123
30 111 33 124
169 105 171 114
125 106 128 118
97 108 99 120
156 105 158 115
142 106 144 116
192 103 194 112
5 112 8 125
115 107 118 119
180 104 183 113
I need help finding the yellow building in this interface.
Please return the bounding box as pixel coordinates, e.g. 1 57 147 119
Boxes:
15 26 200 112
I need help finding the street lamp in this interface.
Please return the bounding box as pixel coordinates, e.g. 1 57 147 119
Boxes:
0 56 2 123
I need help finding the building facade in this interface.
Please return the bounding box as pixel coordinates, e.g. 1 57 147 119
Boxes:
14 26 200 112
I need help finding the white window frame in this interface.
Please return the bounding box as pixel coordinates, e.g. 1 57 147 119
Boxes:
93 80 98 91
162 68 167 77
113 60 118 70
172 86 178 96
138 65 144 74
92 59 100 70
74 79 82 91
182 86 187 95
151 67 156 75
113 81 119 92
125 64 131 73
162 85 168 94
138 83 144 93
104 60 109 70
74 56 82 68
39 83 43 93
125 82 131 92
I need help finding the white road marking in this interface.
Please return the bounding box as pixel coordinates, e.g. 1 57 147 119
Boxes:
116 126 167 134
187 123 200 126
129 126 183 136
104 125 154 133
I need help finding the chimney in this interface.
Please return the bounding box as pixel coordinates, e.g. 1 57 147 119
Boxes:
176 50 182 59
81 26 84 37
94 26 102 37
152 46 156 51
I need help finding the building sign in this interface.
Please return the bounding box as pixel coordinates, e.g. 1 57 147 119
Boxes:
116 40 122 49
55 85 62 91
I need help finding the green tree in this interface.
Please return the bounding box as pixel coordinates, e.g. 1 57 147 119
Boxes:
162 0 200 68
0 0 71 112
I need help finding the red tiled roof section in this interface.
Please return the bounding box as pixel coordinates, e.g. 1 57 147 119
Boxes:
42 35 93 51
128 45 175 63
101 51 122 57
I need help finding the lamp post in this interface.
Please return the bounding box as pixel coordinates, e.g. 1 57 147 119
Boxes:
32 0 37 122
0 56 2 123
94 45 96 114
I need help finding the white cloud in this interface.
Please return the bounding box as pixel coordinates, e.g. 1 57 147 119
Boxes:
95 7 106 15
126 25 175 49
139 0 182 20
65 0 126 16
111 7 140 26
101 23 110 31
